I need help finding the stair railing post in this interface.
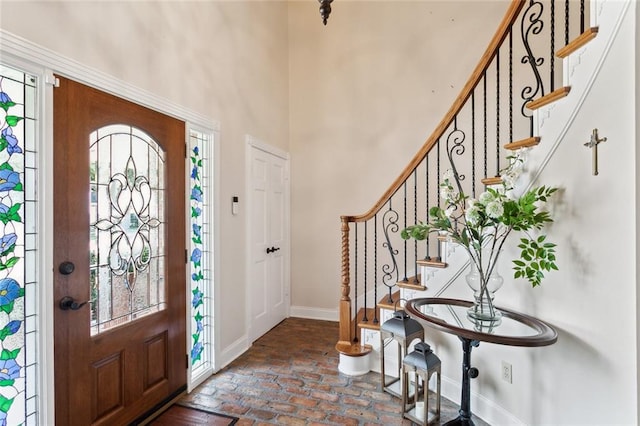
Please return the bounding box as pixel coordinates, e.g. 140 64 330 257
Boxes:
339 216 353 344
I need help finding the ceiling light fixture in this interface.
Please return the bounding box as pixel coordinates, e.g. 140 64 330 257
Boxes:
319 0 333 25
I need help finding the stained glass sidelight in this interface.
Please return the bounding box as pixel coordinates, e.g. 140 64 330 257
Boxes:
90 125 166 335
189 130 212 375
0 65 37 425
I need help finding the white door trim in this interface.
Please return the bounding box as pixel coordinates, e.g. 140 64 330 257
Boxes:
245 135 291 343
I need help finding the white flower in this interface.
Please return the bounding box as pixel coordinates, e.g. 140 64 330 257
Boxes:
485 200 504 219
467 199 478 208
465 205 481 225
479 191 494 205
445 206 456 218
440 186 455 201
443 169 455 180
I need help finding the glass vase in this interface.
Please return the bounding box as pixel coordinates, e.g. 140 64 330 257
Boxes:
465 251 503 323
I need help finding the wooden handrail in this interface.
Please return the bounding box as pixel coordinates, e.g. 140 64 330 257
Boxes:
342 0 526 224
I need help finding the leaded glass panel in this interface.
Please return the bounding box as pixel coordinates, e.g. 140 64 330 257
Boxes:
189 130 212 375
89 125 166 335
0 64 37 425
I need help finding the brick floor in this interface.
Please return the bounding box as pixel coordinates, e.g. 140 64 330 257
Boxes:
180 318 489 425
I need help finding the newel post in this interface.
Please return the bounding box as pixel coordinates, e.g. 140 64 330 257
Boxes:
338 216 353 345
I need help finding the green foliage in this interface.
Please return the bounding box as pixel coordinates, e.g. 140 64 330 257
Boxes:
402 155 559 289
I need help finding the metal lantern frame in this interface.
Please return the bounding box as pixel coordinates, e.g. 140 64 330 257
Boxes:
379 301 425 397
402 342 442 426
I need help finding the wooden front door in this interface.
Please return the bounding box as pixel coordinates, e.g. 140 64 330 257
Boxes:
53 76 186 425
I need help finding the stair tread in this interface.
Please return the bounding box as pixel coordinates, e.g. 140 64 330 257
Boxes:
526 86 571 111
378 290 401 310
557 27 599 58
357 307 380 331
397 281 427 291
335 341 373 357
505 136 540 150
417 258 447 268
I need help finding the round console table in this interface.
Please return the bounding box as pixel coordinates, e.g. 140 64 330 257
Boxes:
405 298 557 426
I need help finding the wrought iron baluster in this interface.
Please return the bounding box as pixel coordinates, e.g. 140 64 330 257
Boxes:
413 170 419 283
565 0 570 45
373 214 379 324
496 50 501 174
363 221 369 323
508 24 516 197
354 223 359 342
550 0 556 92
483 72 488 178
471 92 476 198
580 0 585 34
402 183 407 282
520 0 545 138
425 153 430 261
382 201 399 304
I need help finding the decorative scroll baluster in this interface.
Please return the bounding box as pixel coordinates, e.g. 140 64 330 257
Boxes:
521 0 545 137
436 139 441 260
382 202 399 303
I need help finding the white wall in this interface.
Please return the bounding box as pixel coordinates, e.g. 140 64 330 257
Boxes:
0 0 290 356
288 0 507 315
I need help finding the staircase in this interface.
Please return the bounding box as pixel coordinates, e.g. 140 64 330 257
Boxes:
336 0 622 377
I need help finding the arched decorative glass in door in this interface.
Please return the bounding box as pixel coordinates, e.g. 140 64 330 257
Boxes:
89 125 166 335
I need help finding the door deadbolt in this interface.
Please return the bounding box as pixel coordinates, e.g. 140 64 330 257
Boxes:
58 261 75 275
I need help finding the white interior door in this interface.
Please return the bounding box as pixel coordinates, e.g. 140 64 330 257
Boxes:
248 139 289 342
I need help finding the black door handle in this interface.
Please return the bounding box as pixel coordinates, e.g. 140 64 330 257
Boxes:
59 296 88 311
266 247 281 254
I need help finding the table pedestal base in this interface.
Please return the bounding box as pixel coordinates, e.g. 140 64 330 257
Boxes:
445 337 479 426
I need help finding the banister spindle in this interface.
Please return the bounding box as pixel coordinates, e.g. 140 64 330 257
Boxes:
425 154 430 261
413 170 418 283
471 91 476 198
363 221 368 323
580 0 585 34
483 72 488 179
353 223 358 342
496 50 501 174
565 0 570 45
402 182 408 282
373 214 378 324
550 0 556 92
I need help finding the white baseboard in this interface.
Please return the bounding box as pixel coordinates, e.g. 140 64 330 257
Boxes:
440 375 525 426
290 305 338 322
218 334 250 369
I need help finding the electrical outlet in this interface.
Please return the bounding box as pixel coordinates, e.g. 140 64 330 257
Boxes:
501 361 512 384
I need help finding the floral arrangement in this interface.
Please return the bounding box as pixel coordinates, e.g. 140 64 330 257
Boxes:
401 152 558 317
